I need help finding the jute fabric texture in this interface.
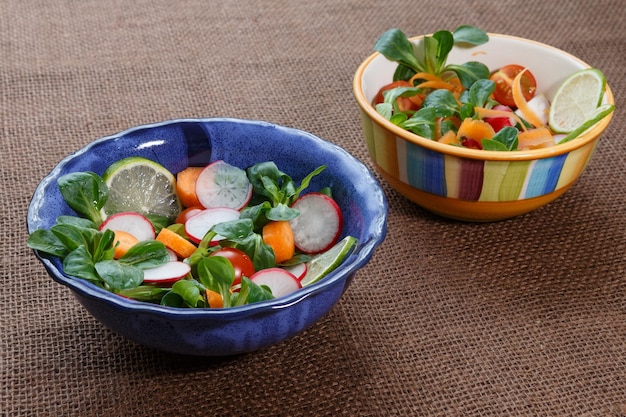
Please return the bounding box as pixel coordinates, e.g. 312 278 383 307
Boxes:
2 0 625 415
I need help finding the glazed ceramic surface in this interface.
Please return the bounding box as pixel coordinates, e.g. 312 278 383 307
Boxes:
27 118 388 356
353 34 614 221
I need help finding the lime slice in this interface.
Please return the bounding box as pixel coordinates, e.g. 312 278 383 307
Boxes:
300 236 357 287
559 104 615 143
549 68 607 133
101 156 181 221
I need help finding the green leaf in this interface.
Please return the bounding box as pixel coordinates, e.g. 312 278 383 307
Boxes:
400 107 437 139
212 218 254 240
267 203 299 221
374 29 424 73
196 256 235 307
431 30 454 74
92 228 116 263
160 291 185 307
393 64 417 82
56 215 98 230
63 245 99 283
453 25 489 45
375 102 393 120
145 214 169 234
50 223 93 253
27 229 68 258
117 285 170 302
422 89 459 118
241 277 274 304
446 61 490 89
484 126 519 151
57 172 107 225
468 79 496 108
293 165 326 203
118 240 169 269
95 260 144 290
170 279 204 308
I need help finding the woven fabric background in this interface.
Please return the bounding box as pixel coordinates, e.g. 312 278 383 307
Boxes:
2 0 625 416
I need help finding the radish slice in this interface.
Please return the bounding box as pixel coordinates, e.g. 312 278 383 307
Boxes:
250 268 302 298
195 160 252 210
184 207 240 244
289 193 343 254
282 263 307 281
143 261 191 284
165 248 179 261
99 211 155 241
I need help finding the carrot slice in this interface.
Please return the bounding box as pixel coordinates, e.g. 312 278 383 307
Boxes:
456 118 496 142
156 227 197 259
518 127 554 150
262 221 295 264
512 69 544 128
176 166 204 208
437 129 459 145
408 72 446 84
112 230 140 259
206 289 224 308
416 80 456 91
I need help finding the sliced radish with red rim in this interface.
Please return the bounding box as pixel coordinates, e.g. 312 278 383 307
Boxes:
289 192 343 254
250 268 302 298
99 211 156 241
195 160 252 210
143 261 191 284
184 207 240 244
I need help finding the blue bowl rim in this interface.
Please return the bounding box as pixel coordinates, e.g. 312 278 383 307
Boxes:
27 117 388 321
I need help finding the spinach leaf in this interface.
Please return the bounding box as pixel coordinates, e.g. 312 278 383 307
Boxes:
422 89 459 117
57 172 108 225
196 256 235 308
169 279 205 308
400 107 437 139
118 240 169 269
374 28 424 74
63 245 100 283
482 126 519 151
453 25 490 45
95 260 144 291
27 229 68 258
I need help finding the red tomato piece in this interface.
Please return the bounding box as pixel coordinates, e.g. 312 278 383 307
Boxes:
372 80 420 112
490 64 537 108
210 247 255 287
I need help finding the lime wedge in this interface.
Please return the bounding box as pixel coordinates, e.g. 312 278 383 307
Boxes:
300 236 357 287
559 104 615 143
101 156 181 221
549 68 607 133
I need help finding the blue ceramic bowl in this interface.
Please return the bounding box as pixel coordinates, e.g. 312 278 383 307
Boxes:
27 118 388 356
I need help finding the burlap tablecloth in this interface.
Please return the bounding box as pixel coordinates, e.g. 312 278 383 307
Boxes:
2 0 625 415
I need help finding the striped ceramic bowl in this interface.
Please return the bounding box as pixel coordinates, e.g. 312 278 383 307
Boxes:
353 34 614 221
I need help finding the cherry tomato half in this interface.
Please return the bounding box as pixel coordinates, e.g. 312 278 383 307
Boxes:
210 247 255 286
489 64 537 108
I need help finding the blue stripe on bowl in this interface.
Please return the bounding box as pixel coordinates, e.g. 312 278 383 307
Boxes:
405 142 446 196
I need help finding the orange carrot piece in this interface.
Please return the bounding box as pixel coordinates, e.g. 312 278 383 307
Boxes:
112 230 139 259
156 227 197 259
518 127 554 150
176 166 204 208
206 289 224 308
262 221 295 264
408 72 446 84
512 69 544 128
417 80 456 91
438 129 459 145
456 118 496 142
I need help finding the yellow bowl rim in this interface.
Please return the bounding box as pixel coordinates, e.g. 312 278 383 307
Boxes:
353 33 615 162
